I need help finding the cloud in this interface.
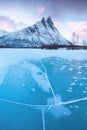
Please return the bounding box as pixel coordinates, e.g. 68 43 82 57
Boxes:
0 0 87 24
40 0 87 20
0 0 87 21
0 16 18 31
0 15 27 32
37 6 45 15
68 21 87 41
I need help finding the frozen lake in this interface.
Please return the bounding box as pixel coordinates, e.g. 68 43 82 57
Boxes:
0 49 87 130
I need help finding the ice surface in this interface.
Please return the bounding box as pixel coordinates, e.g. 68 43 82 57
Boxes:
49 105 71 118
47 96 71 118
0 68 8 85
20 61 51 92
0 49 86 89
0 49 87 130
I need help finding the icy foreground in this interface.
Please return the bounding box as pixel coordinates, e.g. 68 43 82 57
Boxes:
0 49 87 130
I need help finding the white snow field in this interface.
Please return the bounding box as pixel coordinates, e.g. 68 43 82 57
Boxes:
0 49 87 62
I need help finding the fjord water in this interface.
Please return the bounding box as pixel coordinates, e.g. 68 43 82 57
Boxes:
0 49 87 130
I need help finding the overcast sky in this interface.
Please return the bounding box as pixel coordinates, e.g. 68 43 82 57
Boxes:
0 0 87 40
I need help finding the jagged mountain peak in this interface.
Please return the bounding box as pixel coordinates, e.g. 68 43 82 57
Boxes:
41 17 46 22
47 16 54 26
40 16 54 29
41 17 47 28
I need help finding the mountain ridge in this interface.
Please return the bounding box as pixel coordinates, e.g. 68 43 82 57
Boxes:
0 16 70 47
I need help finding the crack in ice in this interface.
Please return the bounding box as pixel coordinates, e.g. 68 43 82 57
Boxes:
0 97 87 107
42 107 46 130
38 60 57 104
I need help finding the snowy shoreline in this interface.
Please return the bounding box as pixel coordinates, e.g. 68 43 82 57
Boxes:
0 49 87 61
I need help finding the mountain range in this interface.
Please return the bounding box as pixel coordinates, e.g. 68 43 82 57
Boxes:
0 17 70 48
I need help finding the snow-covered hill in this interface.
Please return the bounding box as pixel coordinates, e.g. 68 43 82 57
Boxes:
0 17 70 47
0 30 8 37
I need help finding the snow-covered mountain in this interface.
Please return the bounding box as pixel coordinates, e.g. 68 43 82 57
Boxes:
0 30 8 37
0 17 70 47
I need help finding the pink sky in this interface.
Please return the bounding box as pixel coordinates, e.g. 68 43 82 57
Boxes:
0 0 87 42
